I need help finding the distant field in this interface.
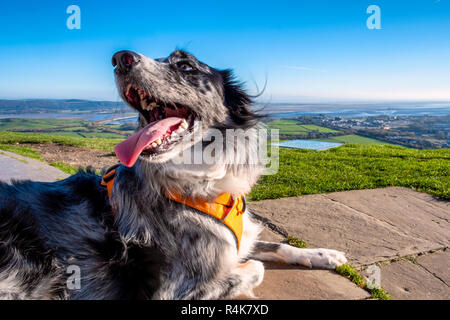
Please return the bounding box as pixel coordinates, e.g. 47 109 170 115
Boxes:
299 124 340 133
52 131 126 139
0 118 134 139
267 120 339 136
0 118 87 130
267 119 396 146
316 134 393 145
249 144 449 200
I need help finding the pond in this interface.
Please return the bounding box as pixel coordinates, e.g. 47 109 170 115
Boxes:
273 139 344 151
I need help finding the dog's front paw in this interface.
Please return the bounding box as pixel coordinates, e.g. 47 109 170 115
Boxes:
281 246 347 269
306 248 347 269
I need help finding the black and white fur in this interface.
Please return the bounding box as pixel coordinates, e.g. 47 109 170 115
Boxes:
0 50 346 300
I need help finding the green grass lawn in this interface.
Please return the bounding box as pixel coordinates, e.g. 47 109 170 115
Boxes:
81 132 128 139
316 134 393 145
44 131 88 138
267 120 339 136
51 131 126 139
49 161 81 175
249 144 449 200
0 131 120 152
0 144 44 161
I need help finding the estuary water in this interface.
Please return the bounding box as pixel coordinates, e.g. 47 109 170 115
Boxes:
273 139 344 150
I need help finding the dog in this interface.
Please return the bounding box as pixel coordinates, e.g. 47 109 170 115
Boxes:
0 50 346 299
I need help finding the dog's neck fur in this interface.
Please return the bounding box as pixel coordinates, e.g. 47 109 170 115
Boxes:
110 147 262 246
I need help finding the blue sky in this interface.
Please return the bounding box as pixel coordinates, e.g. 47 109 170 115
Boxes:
0 0 449 102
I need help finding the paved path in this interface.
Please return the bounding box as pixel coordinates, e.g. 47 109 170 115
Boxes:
1 151 448 299
250 188 449 300
0 150 69 183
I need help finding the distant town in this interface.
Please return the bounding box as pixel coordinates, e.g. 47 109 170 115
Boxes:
282 114 449 149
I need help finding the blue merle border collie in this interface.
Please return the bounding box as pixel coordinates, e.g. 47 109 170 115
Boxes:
0 50 346 299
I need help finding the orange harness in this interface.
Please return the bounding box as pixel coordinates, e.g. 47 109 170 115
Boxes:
100 164 245 249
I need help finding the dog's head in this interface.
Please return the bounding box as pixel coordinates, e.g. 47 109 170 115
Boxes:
113 50 260 166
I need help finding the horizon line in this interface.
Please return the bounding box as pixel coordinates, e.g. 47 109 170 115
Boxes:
1 97 450 105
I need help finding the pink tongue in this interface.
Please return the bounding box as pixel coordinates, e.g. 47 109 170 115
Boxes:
114 117 183 167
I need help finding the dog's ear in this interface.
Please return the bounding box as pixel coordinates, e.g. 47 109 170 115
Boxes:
220 69 262 128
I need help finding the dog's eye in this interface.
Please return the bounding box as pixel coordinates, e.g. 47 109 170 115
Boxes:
177 62 193 72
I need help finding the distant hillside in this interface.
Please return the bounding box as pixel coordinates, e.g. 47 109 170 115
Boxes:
0 99 127 114
0 118 135 139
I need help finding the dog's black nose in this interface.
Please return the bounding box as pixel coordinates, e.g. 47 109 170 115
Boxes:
112 50 140 71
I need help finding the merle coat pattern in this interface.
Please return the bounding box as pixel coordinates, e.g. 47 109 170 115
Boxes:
0 50 346 299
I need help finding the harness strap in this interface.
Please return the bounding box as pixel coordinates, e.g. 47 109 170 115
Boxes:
100 164 245 250
100 163 120 198
164 190 245 249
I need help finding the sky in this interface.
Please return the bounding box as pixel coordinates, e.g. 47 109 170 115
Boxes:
0 0 449 102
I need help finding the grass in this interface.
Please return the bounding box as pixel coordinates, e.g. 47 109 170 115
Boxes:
81 132 127 139
299 124 340 133
43 131 90 138
335 264 366 287
286 236 308 248
49 162 79 175
0 144 44 161
250 144 449 200
0 118 87 130
0 151 29 164
0 131 120 152
370 287 392 300
316 134 393 145
268 120 339 136
335 264 392 300
49 162 101 175
0 118 133 140
50 131 126 139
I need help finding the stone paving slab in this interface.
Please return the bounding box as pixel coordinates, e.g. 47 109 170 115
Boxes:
254 261 370 300
0 150 69 183
326 187 449 246
243 228 370 300
249 187 450 267
415 251 450 286
361 259 450 300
